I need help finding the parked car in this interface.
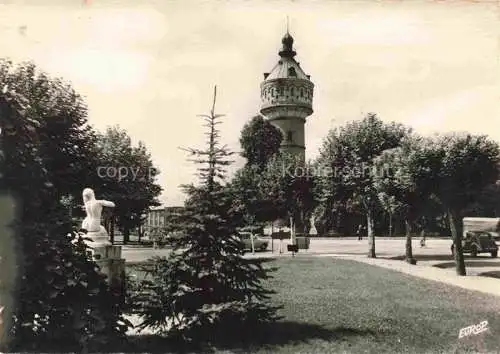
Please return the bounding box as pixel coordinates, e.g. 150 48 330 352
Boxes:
239 232 269 251
489 231 500 241
451 231 498 258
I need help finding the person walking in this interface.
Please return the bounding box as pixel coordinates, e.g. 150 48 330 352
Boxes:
357 224 363 240
420 229 426 247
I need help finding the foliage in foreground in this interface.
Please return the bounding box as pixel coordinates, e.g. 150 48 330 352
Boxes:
129 87 280 342
10 222 131 352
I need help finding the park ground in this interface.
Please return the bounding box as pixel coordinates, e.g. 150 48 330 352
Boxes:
122 237 500 279
119 238 500 353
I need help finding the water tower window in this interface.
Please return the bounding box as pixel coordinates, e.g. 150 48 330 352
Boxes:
288 67 297 77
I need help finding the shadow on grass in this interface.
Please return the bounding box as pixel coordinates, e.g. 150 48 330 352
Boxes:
253 257 278 263
117 322 378 353
387 254 497 262
304 252 392 257
387 254 452 261
433 261 500 269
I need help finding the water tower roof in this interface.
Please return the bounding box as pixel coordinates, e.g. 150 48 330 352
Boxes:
263 32 311 82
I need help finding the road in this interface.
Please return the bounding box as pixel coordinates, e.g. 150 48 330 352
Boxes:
121 238 500 277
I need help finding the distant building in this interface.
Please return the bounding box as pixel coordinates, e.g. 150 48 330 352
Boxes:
144 206 184 232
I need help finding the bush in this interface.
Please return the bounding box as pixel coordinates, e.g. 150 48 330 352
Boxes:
8 209 132 352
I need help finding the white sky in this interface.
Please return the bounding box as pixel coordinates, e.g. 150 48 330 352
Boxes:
1 0 499 206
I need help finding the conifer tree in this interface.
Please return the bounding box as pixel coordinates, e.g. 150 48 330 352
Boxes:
131 86 279 342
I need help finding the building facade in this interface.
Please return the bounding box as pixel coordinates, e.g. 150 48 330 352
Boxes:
144 206 184 232
260 31 314 161
146 206 166 229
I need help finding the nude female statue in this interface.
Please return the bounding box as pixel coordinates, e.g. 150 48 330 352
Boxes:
309 215 318 235
81 188 115 246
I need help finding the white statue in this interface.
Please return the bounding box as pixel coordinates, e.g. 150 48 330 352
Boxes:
309 215 318 235
81 188 115 247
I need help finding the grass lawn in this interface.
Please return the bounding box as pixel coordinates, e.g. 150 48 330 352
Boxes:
123 257 500 353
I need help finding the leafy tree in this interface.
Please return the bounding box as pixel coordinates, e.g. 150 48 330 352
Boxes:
260 152 316 235
431 133 499 275
463 173 500 217
229 164 283 230
312 131 353 234
0 64 130 352
94 126 162 244
315 113 410 257
230 116 283 231
130 87 279 342
373 136 436 263
0 59 97 203
239 115 283 170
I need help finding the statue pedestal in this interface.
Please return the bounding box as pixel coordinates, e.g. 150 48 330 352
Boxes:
95 245 125 292
93 244 122 260
93 245 126 297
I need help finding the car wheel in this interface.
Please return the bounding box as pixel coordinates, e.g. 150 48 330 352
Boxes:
471 246 478 257
491 251 498 258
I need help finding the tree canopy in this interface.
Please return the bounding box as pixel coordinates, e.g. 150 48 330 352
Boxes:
239 115 283 170
429 133 499 275
93 126 162 243
315 113 411 257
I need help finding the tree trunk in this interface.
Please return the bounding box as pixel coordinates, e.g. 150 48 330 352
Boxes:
138 224 143 243
367 209 376 258
389 212 393 237
405 220 415 264
123 228 130 245
109 216 115 245
271 221 274 253
290 217 296 245
0 194 17 351
448 209 466 275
